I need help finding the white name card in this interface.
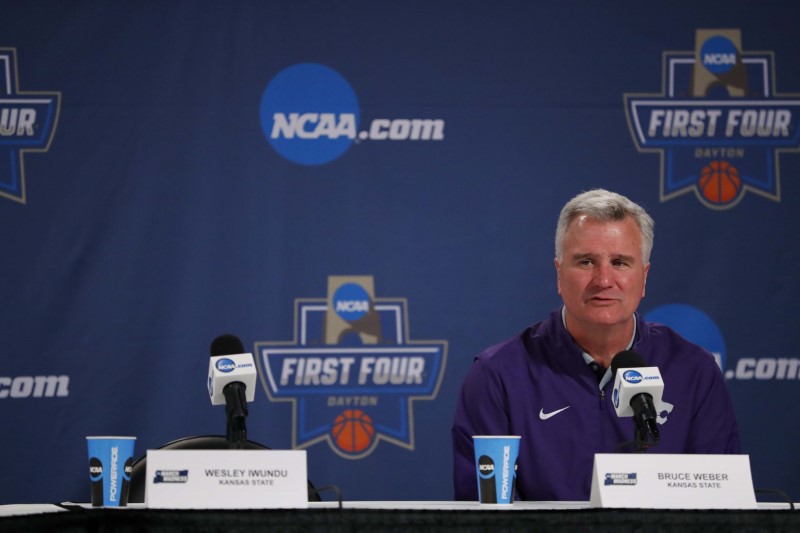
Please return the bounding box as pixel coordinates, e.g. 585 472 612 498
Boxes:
590 453 756 510
145 449 308 509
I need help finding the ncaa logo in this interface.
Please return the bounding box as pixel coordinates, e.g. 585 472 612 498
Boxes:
478 456 495 476
215 358 236 372
700 36 738 75
89 459 103 481
259 63 359 165
332 282 370 322
644 304 726 371
622 370 644 384
259 63 445 166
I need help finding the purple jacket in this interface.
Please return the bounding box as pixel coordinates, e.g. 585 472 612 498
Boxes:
452 309 740 501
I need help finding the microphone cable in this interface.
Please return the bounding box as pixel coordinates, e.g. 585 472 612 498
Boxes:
754 488 795 510
613 439 658 453
308 485 343 508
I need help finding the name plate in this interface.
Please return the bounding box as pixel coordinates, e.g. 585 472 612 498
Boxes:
145 449 308 509
590 453 756 509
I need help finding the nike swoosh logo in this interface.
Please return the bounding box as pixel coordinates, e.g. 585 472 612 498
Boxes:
539 406 571 420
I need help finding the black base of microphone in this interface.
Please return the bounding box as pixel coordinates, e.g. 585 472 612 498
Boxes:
631 393 660 452
634 423 660 452
223 382 249 448
227 417 247 448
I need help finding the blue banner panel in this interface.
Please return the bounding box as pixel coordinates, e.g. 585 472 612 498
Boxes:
0 1 798 505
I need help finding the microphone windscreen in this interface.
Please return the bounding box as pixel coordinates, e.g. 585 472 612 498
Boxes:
610 350 647 375
210 334 245 357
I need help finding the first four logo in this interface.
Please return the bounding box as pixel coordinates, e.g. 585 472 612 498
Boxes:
255 276 448 459
625 29 800 210
0 48 60 204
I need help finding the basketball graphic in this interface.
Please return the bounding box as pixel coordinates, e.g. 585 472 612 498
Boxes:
698 160 742 205
332 409 375 453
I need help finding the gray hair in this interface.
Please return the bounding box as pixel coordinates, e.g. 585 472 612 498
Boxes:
554 189 654 264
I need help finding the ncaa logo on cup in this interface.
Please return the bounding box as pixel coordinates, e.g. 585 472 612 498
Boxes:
89 458 103 481
623 370 644 384
478 455 495 476
215 358 236 373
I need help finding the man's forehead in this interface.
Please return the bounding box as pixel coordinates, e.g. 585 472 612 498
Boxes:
569 214 630 227
564 217 642 256
565 215 640 237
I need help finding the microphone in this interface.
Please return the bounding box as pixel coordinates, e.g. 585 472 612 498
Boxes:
611 350 663 452
208 334 257 445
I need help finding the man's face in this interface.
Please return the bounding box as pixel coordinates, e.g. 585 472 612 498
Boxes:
555 216 650 331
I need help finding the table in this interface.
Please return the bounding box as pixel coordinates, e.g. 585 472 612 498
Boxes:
1 501 797 532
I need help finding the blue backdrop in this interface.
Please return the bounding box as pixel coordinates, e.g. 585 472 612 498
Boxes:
1 1 799 504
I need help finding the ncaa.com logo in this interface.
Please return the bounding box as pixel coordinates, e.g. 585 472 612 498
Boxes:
215 358 236 372
645 304 799 381
622 370 643 383
0 374 69 399
259 63 445 165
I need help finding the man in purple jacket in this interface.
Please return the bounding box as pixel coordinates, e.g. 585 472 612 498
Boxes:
452 189 740 501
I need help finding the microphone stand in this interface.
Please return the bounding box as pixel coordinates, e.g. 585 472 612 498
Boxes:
223 382 249 449
631 394 660 452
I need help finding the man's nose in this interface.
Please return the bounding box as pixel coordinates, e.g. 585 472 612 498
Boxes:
592 263 613 287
